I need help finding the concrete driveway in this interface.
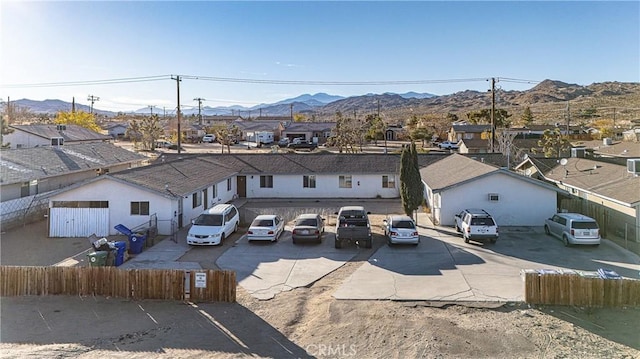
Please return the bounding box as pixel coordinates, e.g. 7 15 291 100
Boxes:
217 229 359 300
334 219 640 302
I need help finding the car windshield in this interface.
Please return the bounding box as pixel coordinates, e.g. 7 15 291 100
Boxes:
252 219 274 227
572 221 598 229
471 217 495 226
392 220 415 229
296 218 317 227
194 214 223 226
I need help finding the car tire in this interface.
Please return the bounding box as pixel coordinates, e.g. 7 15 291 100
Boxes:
220 233 225 244
364 239 372 249
544 225 550 236
292 238 298 245
490 238 497 244
387 238 393 246
562 235 570 247
455 224 461 233
464 236 470 244
335 239 342 249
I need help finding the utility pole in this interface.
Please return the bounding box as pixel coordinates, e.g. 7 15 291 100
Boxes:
290 103 294 121
490 78 496 153
87 95 100 115
148 105 154 115
171 75 182 154
378 99 386 154
163 107 166 118
72 97 76 113
194 97 205 125
566 101 570 135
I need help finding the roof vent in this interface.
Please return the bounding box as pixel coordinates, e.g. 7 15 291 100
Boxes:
56 124 66 131
51 137 64 146
603 137 612 146
627 159 640 175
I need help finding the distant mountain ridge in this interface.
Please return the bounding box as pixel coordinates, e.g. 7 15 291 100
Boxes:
7 81 639 125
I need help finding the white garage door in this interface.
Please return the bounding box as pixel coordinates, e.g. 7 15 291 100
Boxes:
49 208 109 237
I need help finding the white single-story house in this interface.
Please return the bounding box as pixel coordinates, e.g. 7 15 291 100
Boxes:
4 124 112 149
47 153 427 237
421 154 564 227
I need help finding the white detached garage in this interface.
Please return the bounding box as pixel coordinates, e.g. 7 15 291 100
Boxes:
421 154 564 227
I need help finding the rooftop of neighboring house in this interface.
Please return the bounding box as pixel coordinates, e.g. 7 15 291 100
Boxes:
234 120 284 131
419 153 499 191
282 122 337 132
540 156 640 206
575 139 640 158
0 142 149 185
9 124 112 142
451 124 492 133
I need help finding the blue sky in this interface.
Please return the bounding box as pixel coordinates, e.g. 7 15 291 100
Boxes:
1 1 638 112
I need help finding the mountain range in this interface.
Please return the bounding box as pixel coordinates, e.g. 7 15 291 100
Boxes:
7 80 640 125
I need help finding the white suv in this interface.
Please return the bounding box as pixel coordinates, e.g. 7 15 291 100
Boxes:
187 204 239 245
544 213 600 246
454 209 499 244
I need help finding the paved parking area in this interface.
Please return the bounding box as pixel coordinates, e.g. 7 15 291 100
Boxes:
217 230 359 300
334 220 640 301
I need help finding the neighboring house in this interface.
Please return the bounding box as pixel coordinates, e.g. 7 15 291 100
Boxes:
0 142 150 202
4 124 112 149
448 124 491 143
46 153 445 237
458 138 489 154
201 115 244 127
622 128 640 142
420 153 562 227
104 122 128 139
235 119 285 141
385 124 406 141
280 122 336 144
577 139 640 158
516 155 640 245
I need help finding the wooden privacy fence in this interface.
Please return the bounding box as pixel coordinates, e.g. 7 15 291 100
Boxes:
0 266 236 303
523 270 640 307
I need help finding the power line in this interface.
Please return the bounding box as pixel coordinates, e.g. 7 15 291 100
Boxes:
1 75 171 88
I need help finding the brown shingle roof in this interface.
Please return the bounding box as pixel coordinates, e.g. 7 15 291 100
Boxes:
419 153 498 190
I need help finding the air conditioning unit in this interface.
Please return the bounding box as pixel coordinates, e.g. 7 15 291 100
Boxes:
627 159 640 175
51 137 64 146
603 137 613 146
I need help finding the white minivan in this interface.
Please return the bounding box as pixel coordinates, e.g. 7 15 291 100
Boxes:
186 204 239 245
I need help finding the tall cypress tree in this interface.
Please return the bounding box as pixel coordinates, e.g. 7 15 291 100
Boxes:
400 142 423 218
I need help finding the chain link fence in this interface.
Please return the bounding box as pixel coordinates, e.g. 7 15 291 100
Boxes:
1 194 51 230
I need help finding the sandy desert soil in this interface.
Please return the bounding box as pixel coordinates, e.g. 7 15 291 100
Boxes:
1 217 639 358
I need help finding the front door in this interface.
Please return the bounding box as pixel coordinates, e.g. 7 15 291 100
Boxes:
237 176 247 198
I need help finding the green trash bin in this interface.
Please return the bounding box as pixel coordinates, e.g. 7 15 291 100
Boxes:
87 251 109 267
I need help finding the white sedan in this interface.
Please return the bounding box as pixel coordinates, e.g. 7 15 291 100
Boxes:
247 214 285 242
383 215 419 245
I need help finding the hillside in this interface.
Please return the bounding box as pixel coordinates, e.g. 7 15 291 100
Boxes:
311 80 640 126
6 80 640 127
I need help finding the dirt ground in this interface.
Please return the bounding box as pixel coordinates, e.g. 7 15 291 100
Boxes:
1 217 639 358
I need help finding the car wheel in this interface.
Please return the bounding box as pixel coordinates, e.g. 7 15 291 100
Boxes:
455 224 461 233
464 236 470 244
292 238 298 245
364 239 372 249
562 235 570 247
544 225 550 235
490 238 497 244
234 223 238 233
387 238 393 246
220 233 225 244
335 239 342 249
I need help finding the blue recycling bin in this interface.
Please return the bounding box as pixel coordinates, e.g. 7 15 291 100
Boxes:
128 234 146 254
114 224 147 255
113 241 127 266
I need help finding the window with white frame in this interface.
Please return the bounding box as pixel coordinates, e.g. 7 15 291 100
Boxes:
339 175 352 188
488 193 499 201
303 175 316 188
227 178 232 191
382 175 395 188
130 201 149 215
260 175 273 188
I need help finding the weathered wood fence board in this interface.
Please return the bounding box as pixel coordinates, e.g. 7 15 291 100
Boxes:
0 266 235 303
524 272 640 307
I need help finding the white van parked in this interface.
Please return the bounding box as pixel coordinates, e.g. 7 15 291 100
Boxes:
187 204 239 245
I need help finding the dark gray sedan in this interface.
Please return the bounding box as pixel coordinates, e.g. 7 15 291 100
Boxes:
291 214 325 244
